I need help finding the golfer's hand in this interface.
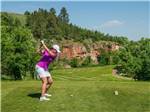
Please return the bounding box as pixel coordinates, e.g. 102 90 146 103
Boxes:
40 40 44 45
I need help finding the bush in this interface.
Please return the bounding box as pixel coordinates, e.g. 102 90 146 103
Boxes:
97 50 110 65
69 58 79 67
117 38 150 81
81 56 91 66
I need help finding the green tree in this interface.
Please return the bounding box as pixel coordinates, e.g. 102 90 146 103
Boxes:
46 12 61 39
25 8 48 39
117 38 150 80
1 12 14 27
50 8 56 15
58 7 69 23
70 58 79 67
97 49 110 65
1 25 36 80
24 11 30 15
82 56 91 66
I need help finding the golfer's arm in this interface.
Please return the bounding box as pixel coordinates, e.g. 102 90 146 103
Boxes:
42 43 56 57
36 47 42 54
36 45 43 55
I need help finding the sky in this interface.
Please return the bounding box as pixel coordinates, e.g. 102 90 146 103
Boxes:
1 1 150 40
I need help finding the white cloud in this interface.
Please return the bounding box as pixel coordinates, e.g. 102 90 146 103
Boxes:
101 20 124 28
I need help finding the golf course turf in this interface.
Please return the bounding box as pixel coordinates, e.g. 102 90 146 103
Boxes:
2 66 150 112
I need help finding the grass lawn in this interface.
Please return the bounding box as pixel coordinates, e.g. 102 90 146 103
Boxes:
2 66 150 112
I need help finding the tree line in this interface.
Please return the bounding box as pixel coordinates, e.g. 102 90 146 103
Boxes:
24 7 129 45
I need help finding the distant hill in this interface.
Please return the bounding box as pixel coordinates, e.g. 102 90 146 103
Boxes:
1 12 26 26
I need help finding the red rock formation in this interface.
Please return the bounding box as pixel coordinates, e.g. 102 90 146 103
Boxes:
61 43 87 59
60 41 120 64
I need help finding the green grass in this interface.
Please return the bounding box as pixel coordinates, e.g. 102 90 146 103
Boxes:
10 13 26 26
1 12 26 26
2 66 150 112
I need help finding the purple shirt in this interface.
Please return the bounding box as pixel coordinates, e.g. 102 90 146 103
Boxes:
36 50 56 70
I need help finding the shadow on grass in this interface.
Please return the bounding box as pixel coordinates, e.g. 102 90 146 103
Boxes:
28 93 41 99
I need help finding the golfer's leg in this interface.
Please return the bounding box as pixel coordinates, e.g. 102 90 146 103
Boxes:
41 77 47 97
46 76 53 93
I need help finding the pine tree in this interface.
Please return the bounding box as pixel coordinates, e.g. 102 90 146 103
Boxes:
58 7 69 23
50 8 56 15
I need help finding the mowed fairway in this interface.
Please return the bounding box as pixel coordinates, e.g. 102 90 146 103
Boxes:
2 66 150 112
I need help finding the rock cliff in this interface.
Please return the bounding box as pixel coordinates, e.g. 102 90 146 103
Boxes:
59 40 120 64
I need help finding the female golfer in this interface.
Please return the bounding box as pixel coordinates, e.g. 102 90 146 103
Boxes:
35 40 60 101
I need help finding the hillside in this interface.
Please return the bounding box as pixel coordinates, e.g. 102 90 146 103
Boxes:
1 11 123 65
8 12 26 24
1 11 129 45
1 12 26 26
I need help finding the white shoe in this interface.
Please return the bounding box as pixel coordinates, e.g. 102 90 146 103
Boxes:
40 96 50 101
44 93 52 97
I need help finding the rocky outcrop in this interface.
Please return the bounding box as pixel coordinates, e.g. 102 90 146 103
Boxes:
60 40 120 64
